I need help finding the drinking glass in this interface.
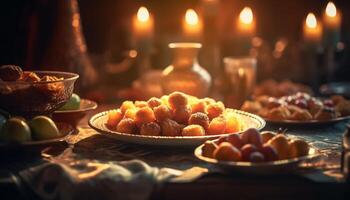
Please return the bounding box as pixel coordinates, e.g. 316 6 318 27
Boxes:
223 57 257 108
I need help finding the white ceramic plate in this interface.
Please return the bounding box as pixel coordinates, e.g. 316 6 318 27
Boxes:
194 140 320 174
88 109 266 147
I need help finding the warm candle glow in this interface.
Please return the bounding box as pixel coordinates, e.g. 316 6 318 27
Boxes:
306 13 317 29
303 12 322 44
137 6 150 22
185 9 199 26
238 68 245 77
323 1 341 33
133 6 154 39
183 9 202 39
237 7 255 36
325 2 337 17
239 7 253 25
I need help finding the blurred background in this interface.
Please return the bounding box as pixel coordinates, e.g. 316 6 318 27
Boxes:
0 0 349 100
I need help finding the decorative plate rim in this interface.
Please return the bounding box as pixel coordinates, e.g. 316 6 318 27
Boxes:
88 109 266 140
194 140 321 167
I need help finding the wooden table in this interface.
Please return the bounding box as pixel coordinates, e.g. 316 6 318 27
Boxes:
1 104 350 200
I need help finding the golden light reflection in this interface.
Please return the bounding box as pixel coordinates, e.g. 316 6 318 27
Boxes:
72 13 80 28
129 50 138 58
252 37 263 47
238 68 245 77
185 9 199 25
239 7 253 25
325 2 337 17
306 13 317 29
137 6 150 22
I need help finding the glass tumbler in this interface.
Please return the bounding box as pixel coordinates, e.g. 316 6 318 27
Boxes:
223 57 257 108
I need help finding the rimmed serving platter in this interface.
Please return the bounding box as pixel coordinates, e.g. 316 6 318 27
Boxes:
89 109 266 147
194 139 320 174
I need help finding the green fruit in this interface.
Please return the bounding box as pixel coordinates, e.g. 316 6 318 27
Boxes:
59 93 81 110
0 117 32 142
30 116 60 140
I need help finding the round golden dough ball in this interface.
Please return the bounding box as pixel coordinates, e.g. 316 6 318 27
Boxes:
173 106 191 124
224 112 241 133
182 125 205 136
154 105 173 122
120 101 135 114
135 107 156 126
124 108 137 120
191 100 207 113
168 92 188 109
135 101 148 108
117 118 137 134
188 112 209 130
140 122 161 136
107 109 123 128
161 119 182 136
207 117 226 135
206 102 225 119
147 97 162 109
203 97 216 105
160 95 170 107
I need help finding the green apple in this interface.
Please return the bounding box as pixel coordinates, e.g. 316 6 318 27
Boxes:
59 93 80 110
30 116 60 140
0 117 32 142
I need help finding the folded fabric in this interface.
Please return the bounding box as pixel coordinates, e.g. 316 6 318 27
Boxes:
20 159 184 200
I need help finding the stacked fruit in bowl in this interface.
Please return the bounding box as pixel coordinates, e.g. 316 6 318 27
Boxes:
200 128 310 163
0 65 79 117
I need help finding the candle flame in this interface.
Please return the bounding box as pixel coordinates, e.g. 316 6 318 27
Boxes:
238 68 245 77
137 6 150 22
306 13 317 29
239 7 253 25
185 9 199 25
325 2 337 17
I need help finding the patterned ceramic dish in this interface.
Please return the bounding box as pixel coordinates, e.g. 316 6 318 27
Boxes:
89 109 266 147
